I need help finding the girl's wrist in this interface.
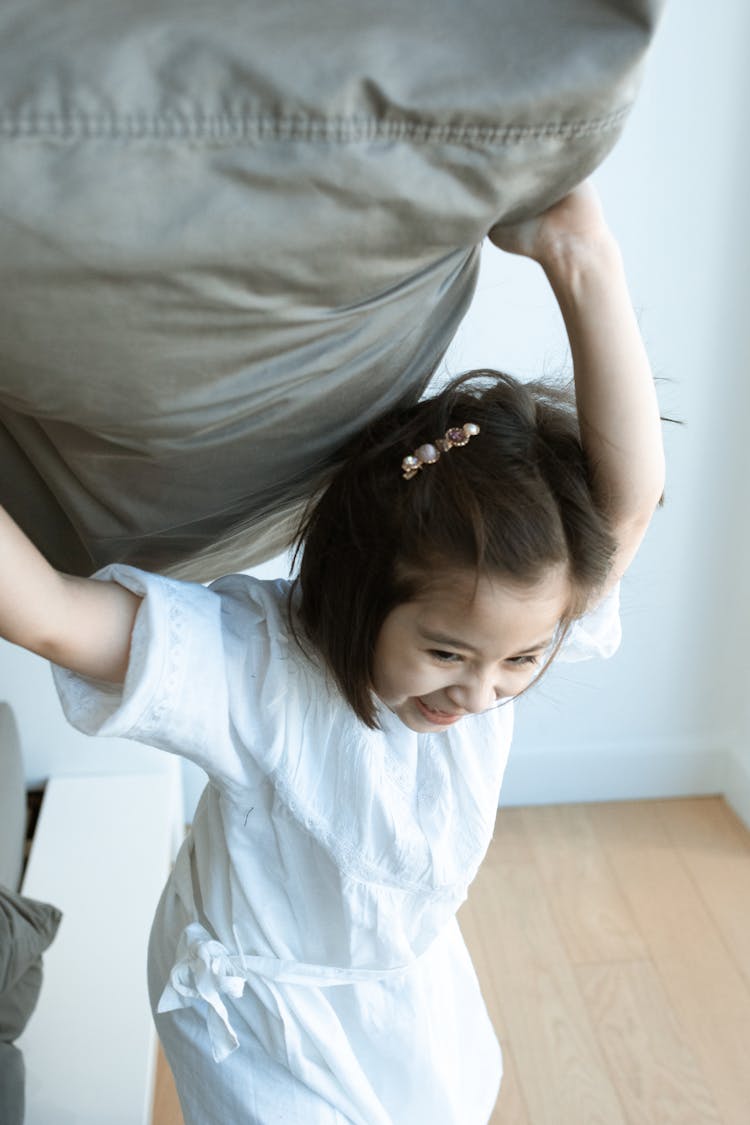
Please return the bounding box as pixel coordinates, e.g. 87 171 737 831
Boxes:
539 229 623 302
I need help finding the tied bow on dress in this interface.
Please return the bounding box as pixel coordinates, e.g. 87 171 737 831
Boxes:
158 922 421 1062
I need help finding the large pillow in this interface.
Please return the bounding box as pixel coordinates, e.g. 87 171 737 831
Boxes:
0 0 664 579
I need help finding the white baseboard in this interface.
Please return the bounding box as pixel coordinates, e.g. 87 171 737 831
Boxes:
724 749 750 830
499 741 729 809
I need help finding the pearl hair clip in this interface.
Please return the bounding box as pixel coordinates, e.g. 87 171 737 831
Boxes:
401 422 480 480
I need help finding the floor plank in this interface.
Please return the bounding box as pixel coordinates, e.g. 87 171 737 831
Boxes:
576 959 723 1125
152 1043 183 1125
458 895 530 1124
467 813 628 1125
587 799 750 1125
656 797 750 986
519 803 648 965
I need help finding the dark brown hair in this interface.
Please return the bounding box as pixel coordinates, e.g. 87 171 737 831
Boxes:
291 370 617 727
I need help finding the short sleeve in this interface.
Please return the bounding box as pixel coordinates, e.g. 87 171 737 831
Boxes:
51 565 288 794
557 583 622 663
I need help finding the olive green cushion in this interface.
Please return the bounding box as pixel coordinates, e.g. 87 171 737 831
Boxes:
0 886 61 1125
0 886 62 1043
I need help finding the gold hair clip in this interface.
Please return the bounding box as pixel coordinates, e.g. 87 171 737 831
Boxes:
401 422 480 480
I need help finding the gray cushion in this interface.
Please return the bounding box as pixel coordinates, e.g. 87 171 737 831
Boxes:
0 0 664 579
0 1041 25 1125
0 705 25 893
0 886 62 1043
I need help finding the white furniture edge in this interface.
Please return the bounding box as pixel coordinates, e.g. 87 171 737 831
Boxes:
18 766 183 1125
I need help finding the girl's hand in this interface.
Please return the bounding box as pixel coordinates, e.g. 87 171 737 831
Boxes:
490 181 665 593
489 181 613 269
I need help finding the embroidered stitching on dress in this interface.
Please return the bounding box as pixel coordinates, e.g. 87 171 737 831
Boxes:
137 577 187 740
272 773 460 899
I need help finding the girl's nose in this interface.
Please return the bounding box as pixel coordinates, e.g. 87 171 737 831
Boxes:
446 673 499 715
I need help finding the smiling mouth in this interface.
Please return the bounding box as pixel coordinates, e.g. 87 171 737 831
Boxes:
415 698 463 726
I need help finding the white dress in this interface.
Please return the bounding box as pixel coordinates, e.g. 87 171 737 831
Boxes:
53 566 620 1125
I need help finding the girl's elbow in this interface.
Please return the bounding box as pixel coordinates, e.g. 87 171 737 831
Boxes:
611 502 660 569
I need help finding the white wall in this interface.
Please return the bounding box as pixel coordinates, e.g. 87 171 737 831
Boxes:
441 0 750 812
2 0 749 822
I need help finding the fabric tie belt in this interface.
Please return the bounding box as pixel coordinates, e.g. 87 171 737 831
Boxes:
158 922 419 1062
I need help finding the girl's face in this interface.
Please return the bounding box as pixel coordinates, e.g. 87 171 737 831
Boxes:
372 565 571 733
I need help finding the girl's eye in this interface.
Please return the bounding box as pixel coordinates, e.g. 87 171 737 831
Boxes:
507 654 539 667
429 649 462 663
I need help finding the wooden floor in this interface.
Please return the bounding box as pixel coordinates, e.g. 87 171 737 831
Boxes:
152 797 750 1125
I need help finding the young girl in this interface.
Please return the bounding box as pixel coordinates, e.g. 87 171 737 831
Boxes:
0 184 664 1123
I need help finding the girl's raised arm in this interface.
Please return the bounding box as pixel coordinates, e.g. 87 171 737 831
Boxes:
0 506 141 682
491 183 666 585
